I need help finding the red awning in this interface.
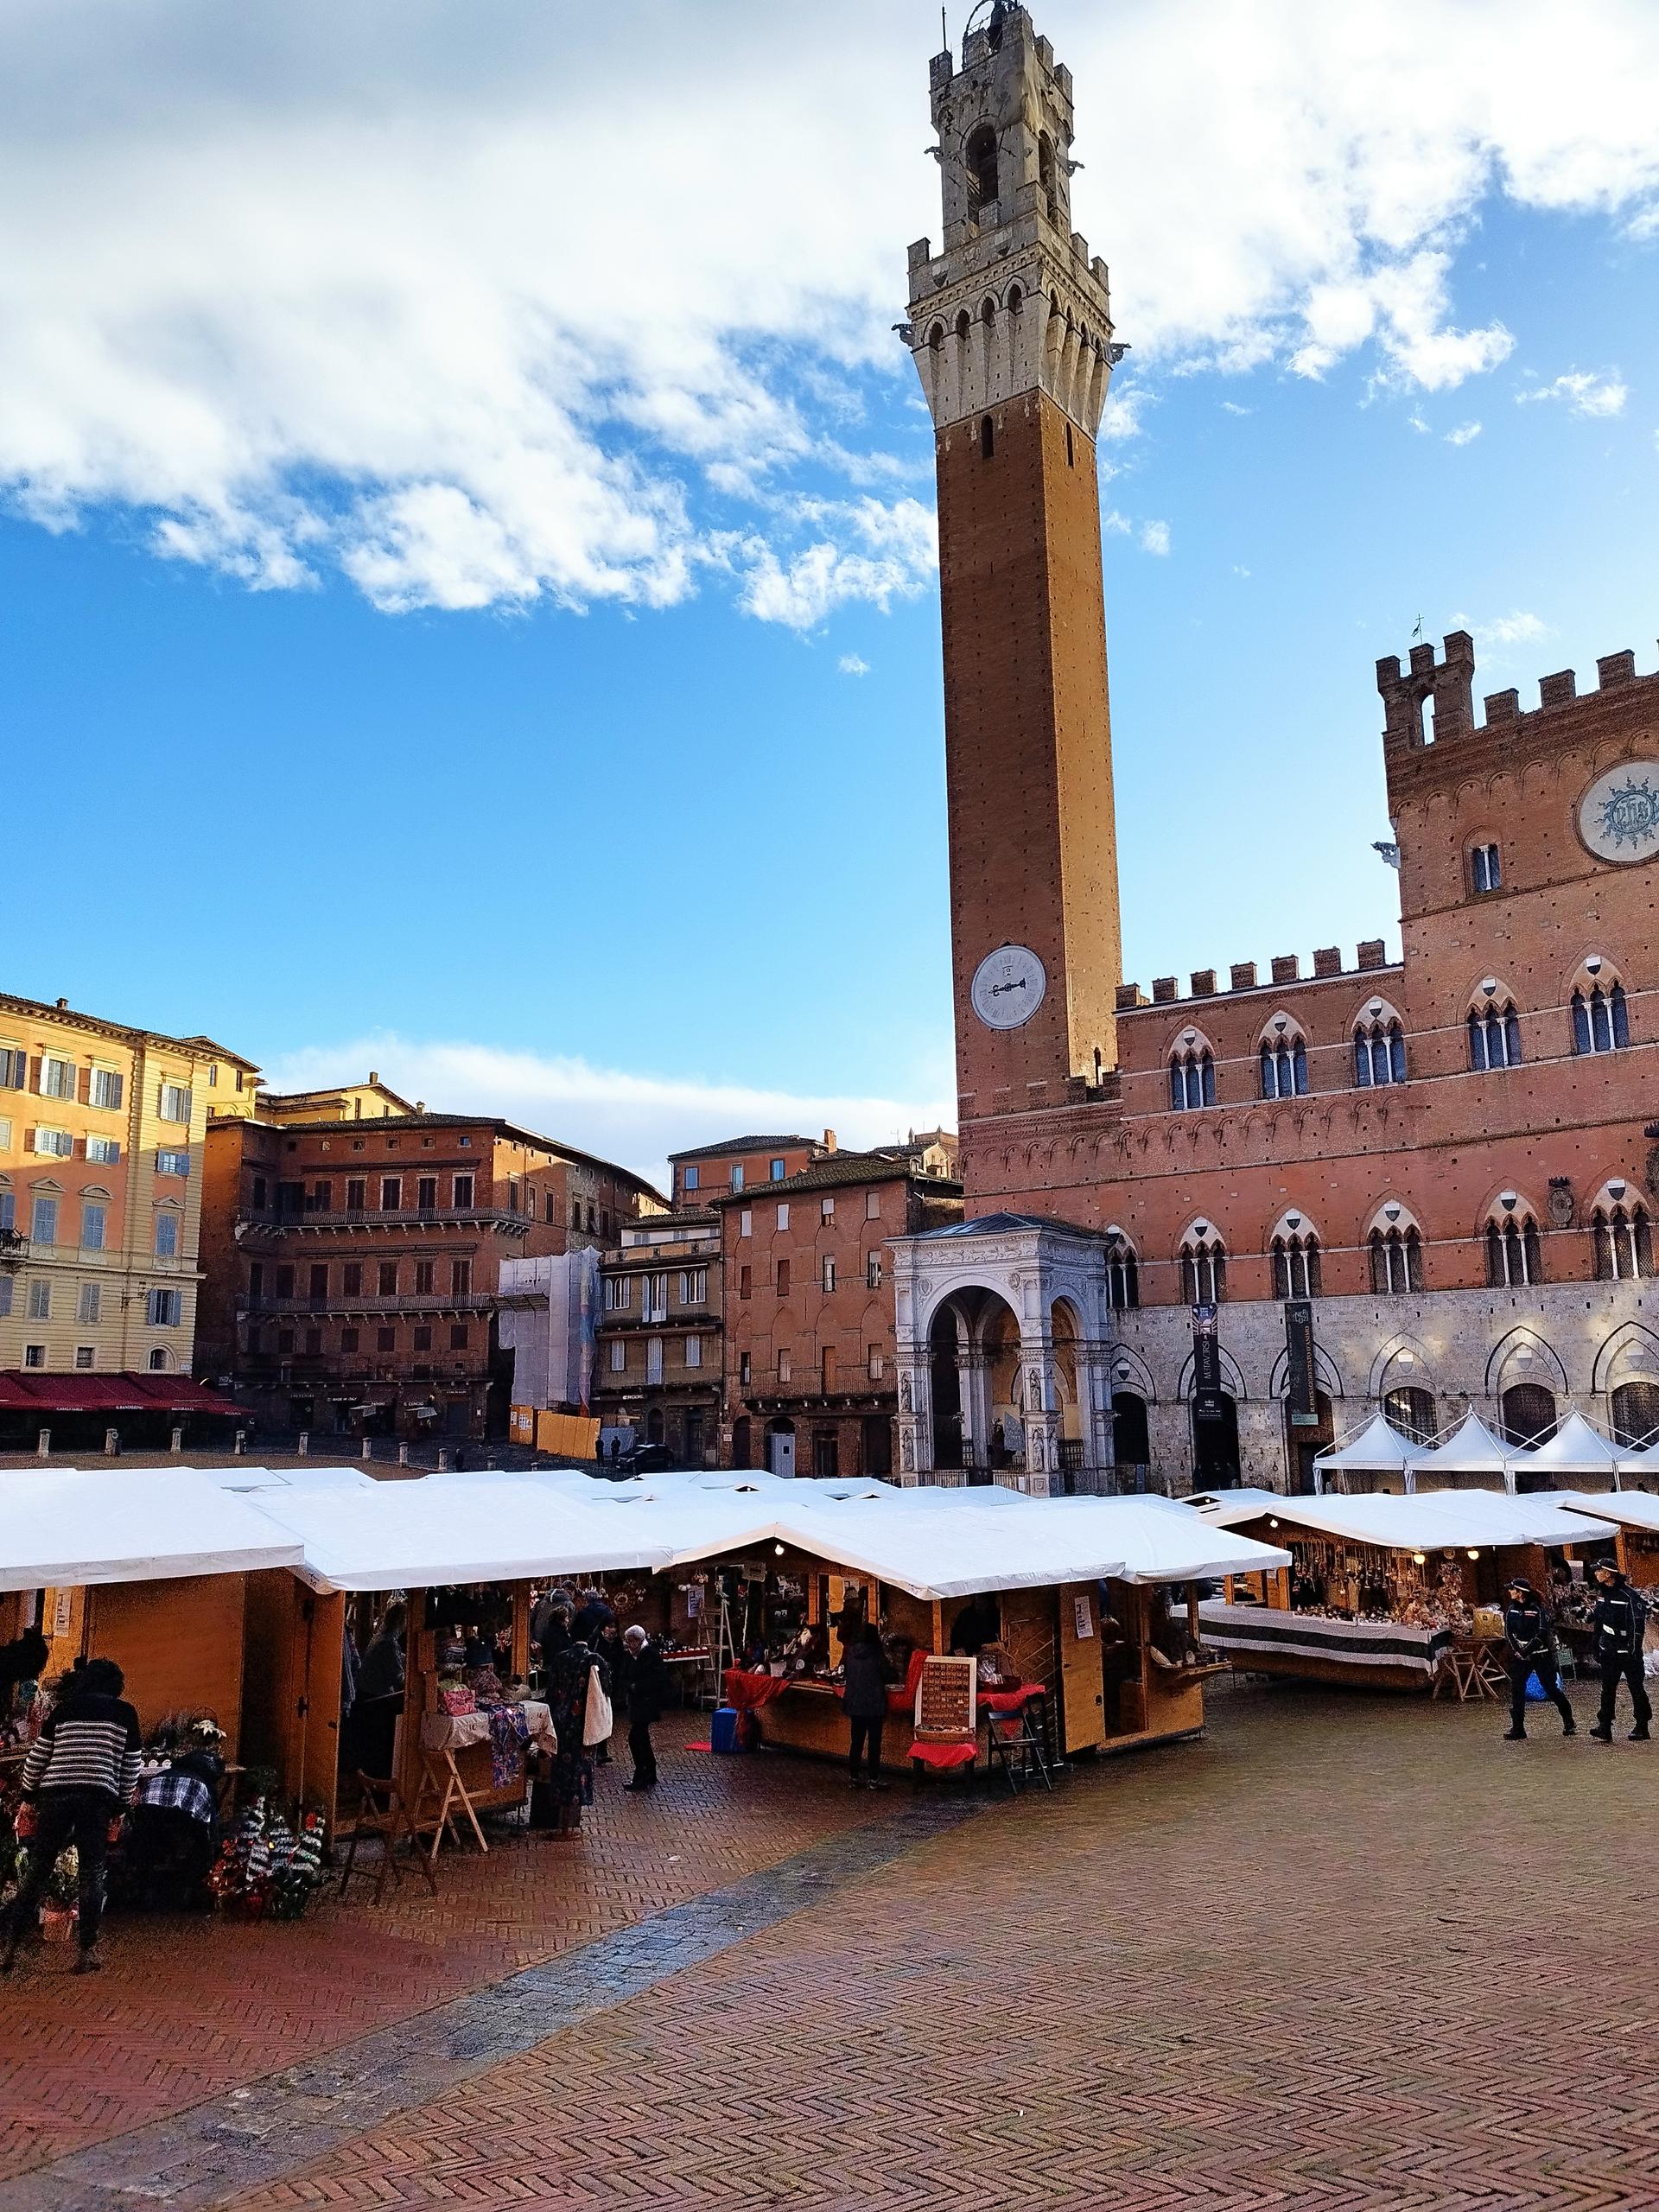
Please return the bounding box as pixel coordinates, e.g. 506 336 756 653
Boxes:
0 1374 242 1418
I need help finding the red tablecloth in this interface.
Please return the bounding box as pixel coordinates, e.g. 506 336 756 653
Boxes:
722 1668 796 1712
908 1738 978 1770
979 1683 1046 1715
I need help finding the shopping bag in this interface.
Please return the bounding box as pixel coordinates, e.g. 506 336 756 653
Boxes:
582 1665 613 1747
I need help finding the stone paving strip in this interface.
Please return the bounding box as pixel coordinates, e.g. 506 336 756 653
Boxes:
0 1792 988 2212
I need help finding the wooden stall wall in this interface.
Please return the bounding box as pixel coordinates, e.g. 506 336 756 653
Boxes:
73 1575 250 1757
1058 1582 1107 1753
241 1572 346 1828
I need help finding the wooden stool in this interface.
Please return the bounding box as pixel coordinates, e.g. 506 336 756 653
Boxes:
415 1748 490 1863
337 1772 437 1904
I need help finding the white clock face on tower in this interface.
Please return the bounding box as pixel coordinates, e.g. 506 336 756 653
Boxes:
970 944 1048 1030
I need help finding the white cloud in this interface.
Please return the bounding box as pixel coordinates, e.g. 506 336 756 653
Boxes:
1445 420 1483 445
1476 609 1551 647
837 652 870 677
1 0 1656 616
1407 412 1431 434
257 1035 952 1195
1516 369 1629 417
1219 400 1253 416
1141 519 1172 556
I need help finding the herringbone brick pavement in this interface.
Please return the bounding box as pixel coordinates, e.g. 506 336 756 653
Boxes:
0 1713 880 2176
218 1681 1659 2212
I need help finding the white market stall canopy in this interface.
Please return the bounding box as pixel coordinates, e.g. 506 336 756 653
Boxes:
1236 1488 1618 1554
199 1464 381 1496
0 1468 306 1592
1313 1411 1417 1479
247 1478 677 1593
1516 1412 1637 1485
1552 1490 1659 1536
1406 1409 1513 1483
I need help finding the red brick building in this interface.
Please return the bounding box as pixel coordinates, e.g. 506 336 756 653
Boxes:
667 1135 820 1209
891 8 1659 1496
198 1091 662 1441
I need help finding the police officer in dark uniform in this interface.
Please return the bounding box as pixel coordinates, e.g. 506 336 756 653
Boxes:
1499 1578 1574 1740
1587 1561 1651 1742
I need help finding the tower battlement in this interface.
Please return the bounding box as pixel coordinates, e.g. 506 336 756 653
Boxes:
1380 631 1659 771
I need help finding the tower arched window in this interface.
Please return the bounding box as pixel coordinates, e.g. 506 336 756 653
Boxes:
980 415 995 461
1370 1224 1424 1294
1271 1231 1321 1300
1105 1237 1139 1312
1168 1046 1215 1112
1485 1207 1542 1288
955 308 972 341
1258 1027 1308 1100
1593 1201 1654 1281
1353 1014 1407 1088
1179 1230 1226 1306
1038 130 1058 224
1470 842 1502 895
1467 998 1522 1071
965 125 999 223
1572 982 1630 1054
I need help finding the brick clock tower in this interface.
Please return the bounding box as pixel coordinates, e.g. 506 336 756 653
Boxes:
909 2 1124 1128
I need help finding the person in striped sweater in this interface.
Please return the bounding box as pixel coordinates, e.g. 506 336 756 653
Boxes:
3 1656 143 1974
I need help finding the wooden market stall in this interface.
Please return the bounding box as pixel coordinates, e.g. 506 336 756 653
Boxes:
1198 1489 1620 1694
240 1476 670 1842
1557 1490 1659 1590
0 1466 304 1764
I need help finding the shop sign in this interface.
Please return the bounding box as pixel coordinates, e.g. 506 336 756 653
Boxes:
1285 1300 1319 1427
1192 1304 1224 1423
914 1654 976 1739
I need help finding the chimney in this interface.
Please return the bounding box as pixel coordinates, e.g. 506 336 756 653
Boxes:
369 1070 379 1085
823 1129 838 1154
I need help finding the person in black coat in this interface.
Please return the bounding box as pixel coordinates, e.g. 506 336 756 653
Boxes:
621 1626 668 1791
1500 1579 1575 1739
1587 1563 1651 1741
0 1626 48 1722
572 1589 615 1647
842 1623 893 1789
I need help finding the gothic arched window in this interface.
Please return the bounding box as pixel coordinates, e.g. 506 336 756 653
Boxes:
1354 1015 1407 1088
1572 982 1630 1054
966 125 999 223
1105 1237 1139 1312
1382 1385 1437 1446
1485 1208 1542 1287
1038 130 1058 224
1370 1225 1424 1294
1593 1202 1654 1281
1168 1046 1215 1112
1468 999 1522 1071
1470 842 1502 895
1259 1027 1308 1100
1271 1231 1321 1300
1179 1230 1226 1306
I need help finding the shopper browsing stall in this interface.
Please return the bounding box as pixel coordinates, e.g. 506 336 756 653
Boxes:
3 1656 142 1977
622 1625 667 1793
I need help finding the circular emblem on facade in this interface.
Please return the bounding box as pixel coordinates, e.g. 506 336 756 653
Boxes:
1579 763 1659 864
970 944 1047 1030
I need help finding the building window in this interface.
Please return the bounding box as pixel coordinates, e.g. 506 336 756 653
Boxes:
1354 1016 1407 1087
866 1252 882 1290
739 1265 752 1300
980 414 995 461
965 123 999 221
87 1137 120 1166
1106 1238 1140 1311
89 1067 123 1111
1593 1202 1654 1281
1611 1381 1659 1448
822 1346 838 1392
1382 1385 1436 1446
730 1164 745 1192
377 1325 396 1352
644 1272 668 1324
508 1177 520 1214
341 1262 362 1297
40 1056 75 1100
27 1280 50 1320
739 1209 753 1238
450 1324 470 1350
1470 842 1502 894
155 1147 190 1178
821 1196 836 1221
1468 1001 1522 1071
414 1260 435 1295
609 1338 627 1374
275 1263 295 1299
1259 1033 1308 1099
605 1276 632 1313
679 1267 708 1306
770 1159 786 1181
304 1326 322 1356
79 1201 105 1251
381 1176 402 1211
77 1282 100 1322
306 1262 327 1300
341 1327 359 1353
1502 1383 1557 1449
346 1178 366 1211
155 1211 180 1259
1271 1232 1321 1300
865 1191 881 1221
776 1258 791 1298
683 1164 701 1192
147 1348 169 1371
1572 982 1630 1054
454 1173 474 1207
23 1343 45 1369
685 1334 702 1370
0 1277 11 1317
571 1198 582 1229
646 1337 664 1385
776 1204 790 1231
29 1196 58 1245
417 1176 437 1211
1486 1211 1542 1287
868 1345 886 1381
451 1258 472 1297
1370 1225 1424 1294
1169 1047 1216 1111
74 1345 96 1370
822 1256 836 1293
147 1287 183 1326
740 1351 752 1387
33 1128 72 1158
277 1327 295 1355
0 1047 24 1088
1179 1232 1226 1305
158 1083 192 1122
778 1350 792 1384
378 1260 398 1297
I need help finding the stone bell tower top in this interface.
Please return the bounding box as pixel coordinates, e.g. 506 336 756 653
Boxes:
907 3 1120 436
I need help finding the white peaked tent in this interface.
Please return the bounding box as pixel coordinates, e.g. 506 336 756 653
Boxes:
1513 1411 1630 1490
0 1467 305 1591
1313 1412 1417 1490
1407 1409 1513 1489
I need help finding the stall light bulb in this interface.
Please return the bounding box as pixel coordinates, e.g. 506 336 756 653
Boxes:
1412 1552 1427 1566
1466 1549 1480 1561
774 1543 785 1556
1269 1517 1280 1529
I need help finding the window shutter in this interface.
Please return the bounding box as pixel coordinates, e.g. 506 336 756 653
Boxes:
29 1057 42 1095
78 1065 91 1106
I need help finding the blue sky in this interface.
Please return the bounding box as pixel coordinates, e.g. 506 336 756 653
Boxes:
2 1 1656 1185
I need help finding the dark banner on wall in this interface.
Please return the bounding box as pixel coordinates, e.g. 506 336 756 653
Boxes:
1192 1305 1224 1424
1285 1300 1319 1427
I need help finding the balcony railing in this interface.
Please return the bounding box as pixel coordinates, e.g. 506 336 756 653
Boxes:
242 1205 530 1235
238 1292 494 1318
